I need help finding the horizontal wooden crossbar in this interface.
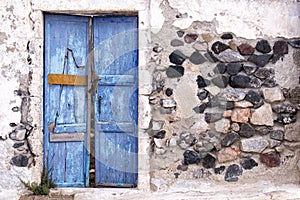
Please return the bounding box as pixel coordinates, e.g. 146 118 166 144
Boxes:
50 132 85 142
48 74 87 86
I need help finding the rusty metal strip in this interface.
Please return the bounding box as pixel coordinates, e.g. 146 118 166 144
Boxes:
48 74 87 86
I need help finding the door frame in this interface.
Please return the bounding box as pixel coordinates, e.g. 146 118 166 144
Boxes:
43 13 142 188
34 3 152 189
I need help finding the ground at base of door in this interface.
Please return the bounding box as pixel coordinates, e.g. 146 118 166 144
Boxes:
5 182 300 200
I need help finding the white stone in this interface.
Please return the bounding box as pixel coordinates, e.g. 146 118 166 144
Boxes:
155 148 166 155
214 118 231 133
215 49 246 62
150 178 168 191
190 114 210 133
139 95 152 129
205 85 221 96
192 41 208 51
261 87 285 103
162 99 176 108
218 87 246 101
167 137 178 147
234 101 253 108
154 138 163 148
250 103 274 126
240 137 269 153
152 120 164 131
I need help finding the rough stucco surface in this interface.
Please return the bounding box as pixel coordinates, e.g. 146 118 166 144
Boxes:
153 0 300 39
0 0 299 196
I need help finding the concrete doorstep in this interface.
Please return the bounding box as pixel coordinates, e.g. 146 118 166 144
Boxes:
10 182 300 200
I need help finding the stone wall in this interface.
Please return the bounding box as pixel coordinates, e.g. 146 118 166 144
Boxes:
0 0 299 193
147 0 300 191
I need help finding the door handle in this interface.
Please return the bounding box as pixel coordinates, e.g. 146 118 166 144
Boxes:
98 96 102 114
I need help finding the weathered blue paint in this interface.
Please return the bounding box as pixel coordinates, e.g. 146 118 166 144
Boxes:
44 14 138 187
94 16 138 187
44 15 90 187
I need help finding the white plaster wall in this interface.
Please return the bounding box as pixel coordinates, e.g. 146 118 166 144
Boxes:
151 0 300 39
0 0 299 193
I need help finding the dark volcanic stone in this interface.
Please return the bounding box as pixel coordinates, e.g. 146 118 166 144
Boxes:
230 74 251 88
270 54 284 64
226 101 235 110
10 155 28 167
243 65 257 75
263 78 277 88
260 151 280 167
238 43 255 55
227 63 242 75
204 51 219 62
197 89 209 100
248 54 272 67
169 50 186 65
165 88 173 96
183 150 200 165
166 66 184 78
153 130 166 139
270 130 284 141
171 39 184 47
193 104 207 114
221 131 239 147
211 75 229 88
224 164 243 182
184 33 198 44
196 75 210 88
245 90 264 108
213 63 227 74
177 164 188 171
256 40 272 54
189 51 206 64
211 41 230 54
272 103 297 114
221 33 233 40
273 40 288 54
203 154 216 169
241 158 258 170
13 142 25 148
177 30 185 38
255 126 272 135
249 77 262 88
204 113 223 123
277 114 297 124
214 166 226 174
288 40 300 48
153 45 163 53
239 123 255 138
207 96 220 107
254 68 274 80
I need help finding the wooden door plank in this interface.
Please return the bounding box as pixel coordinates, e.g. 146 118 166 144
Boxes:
44 14 89 187
94 16 138 187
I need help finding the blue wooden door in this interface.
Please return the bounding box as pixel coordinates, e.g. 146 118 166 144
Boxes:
93 16 138 187
44 15 90 187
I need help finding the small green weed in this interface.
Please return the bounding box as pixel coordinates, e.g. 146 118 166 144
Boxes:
19 168 56 195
